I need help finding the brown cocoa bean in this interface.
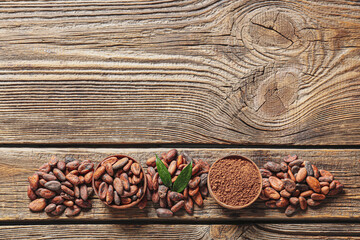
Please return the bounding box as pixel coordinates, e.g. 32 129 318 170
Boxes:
282 178 296 193
69 170 79 175
169 191 184 202
152 172 159 191
311 193 326 201
306 176 321 193
171 175 178 183
296 168 307 183
146 156 156 167
189 186 199 197
120 173 130 191
87 187 94 197
80 184 88 201
39 163 51 173
123 160 133 172
264 161 281 173
63 200 74 207
321 186 330 195
320 181 330 187
29 198 46 212
104 163 114 176
65 205 81 217
131 163 141 176
74 186 80 198
43 173 57 181
132 174 142 185
183 187 189 199
280 162 288 172
262 178 270 188
188 176 201 189
158 185 168 199
147 167 156 177
304 161 314 177
57 161 66 171
113 177 124 195
289 197 299 206
284 154 297 163
312 165 320 178
289 159 303 167
168 161 177 176
318 176 333 182
192 164 201 176
78 162 94 175
165 149 177 162
171 200 185 213
265 200 277 208
39 179 47 187
98 182 108 200
152 191 160 203
156 208 173 218
307 199 322 207
62 181 73 188
192 192 203 207
138 197 147 209
83 171 92 184
300 190 313 198
27 186 37 200
200 186 208 197
39 188 56 199
292 189 300 197
136 187 144 199
110 157 127 170
296 183 309 192
94 166 106 180
60 192 74 201
66 160 80 171
269 176 284 191
329 180 337 190
102 173 113 184
51 205 66 216
264 187 280 200
328 182 343 196
48 155 58 167
178 164 187 170
122 185 138 197
319 169 333 178
44 181 61 191
145 174 153 191
61 185 74 196
167 190 173 207
291 165 300 174
259 189 269 201
66 174 80 186
28 173 39 190
299 196 307 210
75 199 92 209
53 168 66 182
276 197 289 208
276 172 285 179
185 197 194 215
106 185 114 205
51 196 64 205
199 173 208 187
102 157 118 166
45 203 57 213
287 166 296 182
280 189 291 198
159 197 167 208
285 204 297 216
260 168 272 178
176 155 184 168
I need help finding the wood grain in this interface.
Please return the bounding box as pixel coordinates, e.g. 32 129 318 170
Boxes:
1 224 360 239
0 0 360 145
1 147 359 221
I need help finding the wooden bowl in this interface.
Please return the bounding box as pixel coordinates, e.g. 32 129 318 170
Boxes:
92 154 147 209
207 155 262 210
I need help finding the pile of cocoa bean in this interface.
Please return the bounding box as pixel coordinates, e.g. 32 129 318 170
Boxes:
142 149 210 217
93 156 145 206
27 156 94 216
259 154 344 216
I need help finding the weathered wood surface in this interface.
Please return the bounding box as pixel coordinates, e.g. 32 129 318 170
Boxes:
1 147 359 221
0 0 360 145
1 224 360 239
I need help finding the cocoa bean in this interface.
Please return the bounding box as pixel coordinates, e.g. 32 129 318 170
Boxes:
296 183 309 192
102 173 113 184
183 187 189 199
136 187 144 198
57 161 66 171
330 180 337 190
94 166 106 180
111 157 128 170
296 168 307 183
165 149 177 162
159 197 167 208
147 167 156 177
304 161 314 176
287 167 296 182
69 170 79 175
102 157 118 166
123 160 133 172
307 199 322 207
45 203 57 213
276 172 285 179
192 164 201 176
320 182 330 187
168 161 177 176
188 176 201 189
39 179 47 187
289 197 299 206
292 189 300 197
74 186 80 198
138 197 147 209
176 155 184 168
185 197 194 215
318 176 333 182
146 188 152 201
158 185 168 199
178 164 187 170
65 205 81 217
306 176 321 193
189 186 199 197
282 179 296 193
113 178 124 195
280 162 288 172
120 173 130 191
98 182 108 200
200 186 208 197
264 187 280 200
276 197 289 208
61 185 74 197
321 186 330 195
106 185 114 205
44 181 61 191
156 208 173 218
299 196 307 210
66 174 80 186
312 165 320 178
51 196 64 205
64 200 74 207
199 173 208 187
289 159 303 167
280 189 291 198
152 172 159 191
285 205 297 216
284 154 297 163
146 174 153 190
319 169 333 178
75 199 92 209
27 186 37 200
169 191 184 202
265 200 277 208
311 193 326 201
260 168 272 178
262 178 270 188
39 163 51 173
84 171 93 184
171 200 185 213
87 187 94 197
78 162 94 175
146 156 156 167
171 176 178 183
269 176 284 191
122 185 138 197
28 173 39 190
43 173 57 181
300 190 313 198
152 191 160 203
264 161 281 173
192 192 203 207
60 192 74 200
53 168 66 182
328 182 343 196
167 190 173 207
80 184 88 201
29 198 46 212
48 155 58 167
131 163 141 176
259 190 269 201
62 181 73 188
51 205 66 216
66 160 80 171
40 188 56 199
104 163 114 176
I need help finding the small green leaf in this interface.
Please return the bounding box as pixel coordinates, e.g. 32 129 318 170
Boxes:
155 154 172 188
172 161 192 193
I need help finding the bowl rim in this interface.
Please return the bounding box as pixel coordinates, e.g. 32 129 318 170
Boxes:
207 155 262 210
92 154 147 209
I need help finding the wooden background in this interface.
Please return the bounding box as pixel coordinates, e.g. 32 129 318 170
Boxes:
0 0 359 239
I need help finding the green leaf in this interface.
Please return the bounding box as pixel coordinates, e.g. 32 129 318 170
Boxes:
155 154 172 188
172 161 193 193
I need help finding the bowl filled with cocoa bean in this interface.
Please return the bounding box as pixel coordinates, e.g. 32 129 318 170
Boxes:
207 155 262 210
92 155 147 209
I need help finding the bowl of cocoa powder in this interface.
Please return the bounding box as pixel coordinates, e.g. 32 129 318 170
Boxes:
208 155 262 209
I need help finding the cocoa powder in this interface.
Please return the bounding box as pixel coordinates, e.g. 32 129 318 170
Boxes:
209 158 261 206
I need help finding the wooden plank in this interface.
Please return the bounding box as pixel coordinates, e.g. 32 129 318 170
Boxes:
0 0 360 145
1 224 360 239
1 147 359 221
